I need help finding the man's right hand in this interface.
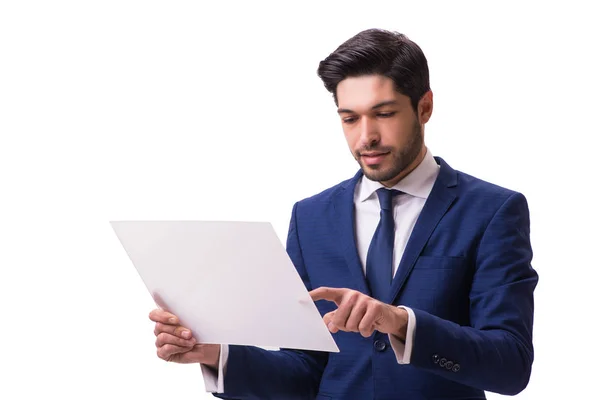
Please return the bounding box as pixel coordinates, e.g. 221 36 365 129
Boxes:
149 309 221 369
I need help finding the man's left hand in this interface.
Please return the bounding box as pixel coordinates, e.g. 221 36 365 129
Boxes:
309 287 408 340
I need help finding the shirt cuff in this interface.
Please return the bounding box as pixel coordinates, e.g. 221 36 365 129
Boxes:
200 344 229 393
388 306 416 364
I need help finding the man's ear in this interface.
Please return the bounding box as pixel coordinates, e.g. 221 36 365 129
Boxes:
418 90 433 124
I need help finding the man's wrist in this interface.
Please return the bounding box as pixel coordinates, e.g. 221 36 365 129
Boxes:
200 344 221 370
206 354 220 370
390 306 408 341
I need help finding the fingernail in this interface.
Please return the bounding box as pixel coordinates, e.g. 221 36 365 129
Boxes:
182 330 191 338
328 322 335 330
168 317 177 324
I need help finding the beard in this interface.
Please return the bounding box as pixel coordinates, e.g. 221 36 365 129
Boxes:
355 118 424 183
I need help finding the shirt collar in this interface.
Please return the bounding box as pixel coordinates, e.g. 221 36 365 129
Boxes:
357 147 440 202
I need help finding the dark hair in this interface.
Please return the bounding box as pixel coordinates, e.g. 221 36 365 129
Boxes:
317 29 430 112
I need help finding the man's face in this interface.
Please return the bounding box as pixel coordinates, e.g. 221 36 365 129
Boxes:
336 75 431 186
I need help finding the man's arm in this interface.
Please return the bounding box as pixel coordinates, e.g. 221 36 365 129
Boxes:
408 192 538 395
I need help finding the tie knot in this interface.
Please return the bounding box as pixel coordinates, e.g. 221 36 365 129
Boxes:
376 188 401 211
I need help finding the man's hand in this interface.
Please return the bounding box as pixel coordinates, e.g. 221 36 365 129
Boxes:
309 287 408 340
149 309 220 369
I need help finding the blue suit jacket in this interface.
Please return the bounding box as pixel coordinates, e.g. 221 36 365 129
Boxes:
216 157 538 400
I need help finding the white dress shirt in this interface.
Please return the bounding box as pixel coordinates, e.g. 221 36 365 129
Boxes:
202 148 440 393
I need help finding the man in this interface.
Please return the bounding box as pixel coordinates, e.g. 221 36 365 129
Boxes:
149 29 538 399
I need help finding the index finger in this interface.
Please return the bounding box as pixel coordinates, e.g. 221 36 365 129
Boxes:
149 309 179 324
309 287 347 305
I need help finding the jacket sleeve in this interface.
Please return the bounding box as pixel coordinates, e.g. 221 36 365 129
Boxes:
214 202 329 399
409 192 538 395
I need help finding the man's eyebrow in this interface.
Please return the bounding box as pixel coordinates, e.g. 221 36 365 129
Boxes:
337 100 399 114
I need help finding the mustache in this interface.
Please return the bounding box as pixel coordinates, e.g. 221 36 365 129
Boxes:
356 145 393 155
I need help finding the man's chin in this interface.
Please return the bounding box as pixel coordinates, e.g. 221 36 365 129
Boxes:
361 165 397 182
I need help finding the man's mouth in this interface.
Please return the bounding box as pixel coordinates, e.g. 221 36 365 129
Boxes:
360 152 390 165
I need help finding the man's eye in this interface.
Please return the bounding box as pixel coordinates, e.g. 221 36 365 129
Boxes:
343 117 358 124
377 112 396 118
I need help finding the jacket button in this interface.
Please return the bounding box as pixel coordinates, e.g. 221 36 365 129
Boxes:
432 354 439 364
374 340 387 352
439 358 447 367
445 361 454 370
452 364 461 372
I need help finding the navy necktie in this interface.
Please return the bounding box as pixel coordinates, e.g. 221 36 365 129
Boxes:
366 188 401 301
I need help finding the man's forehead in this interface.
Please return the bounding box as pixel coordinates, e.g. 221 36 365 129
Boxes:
336 75 407 112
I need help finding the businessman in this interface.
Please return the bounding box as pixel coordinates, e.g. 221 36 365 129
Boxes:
149 29 538 399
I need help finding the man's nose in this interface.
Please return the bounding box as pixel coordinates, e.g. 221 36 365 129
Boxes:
359 117 380 148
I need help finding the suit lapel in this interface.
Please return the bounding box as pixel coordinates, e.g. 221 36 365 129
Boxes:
332 170 371 295
387 157 458 304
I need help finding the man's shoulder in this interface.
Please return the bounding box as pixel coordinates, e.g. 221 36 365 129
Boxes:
457 170 518 196
452 166 527 211
456 171 517 196
431 156 519 197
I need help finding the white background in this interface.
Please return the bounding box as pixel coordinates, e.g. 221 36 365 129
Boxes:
1 1 598 398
